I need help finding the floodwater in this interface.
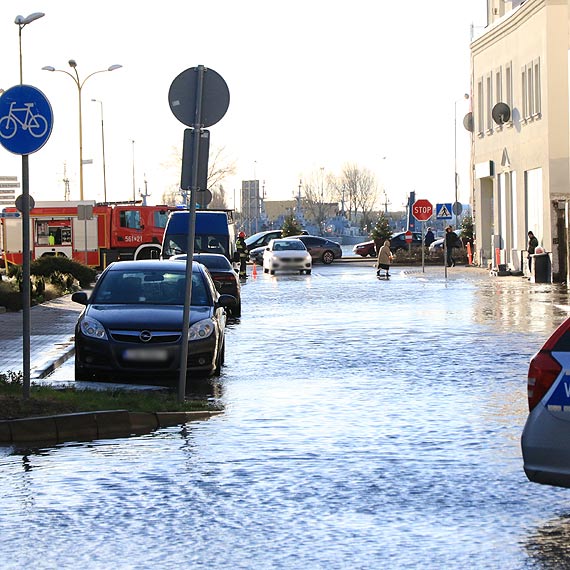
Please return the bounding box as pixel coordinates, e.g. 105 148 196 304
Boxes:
2 263 570 569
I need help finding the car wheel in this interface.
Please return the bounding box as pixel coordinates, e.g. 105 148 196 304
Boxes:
368 251 376 258
322 250 334 264
263 267 269 273
270 269 275 275
306 269 311 275
233 301 242 318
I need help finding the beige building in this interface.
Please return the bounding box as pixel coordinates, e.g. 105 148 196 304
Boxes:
470 0 570 280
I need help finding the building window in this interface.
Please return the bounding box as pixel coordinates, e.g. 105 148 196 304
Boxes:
533 58 541 116
495 67 503 103
486 73 493 133
527 63 534 117
477 77 484 135
505 61 513 126
521 66 527 121
495 67 503 130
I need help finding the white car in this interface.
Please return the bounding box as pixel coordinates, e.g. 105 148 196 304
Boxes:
262 238 312 275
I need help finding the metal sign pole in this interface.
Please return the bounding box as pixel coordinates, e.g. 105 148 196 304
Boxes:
22 155 31 399
421 221 425 273
444 235 448 280
178 65 205 403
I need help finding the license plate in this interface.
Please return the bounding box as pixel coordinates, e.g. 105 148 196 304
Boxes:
123 348 169 362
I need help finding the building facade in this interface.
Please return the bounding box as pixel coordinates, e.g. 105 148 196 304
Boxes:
470 0 570 280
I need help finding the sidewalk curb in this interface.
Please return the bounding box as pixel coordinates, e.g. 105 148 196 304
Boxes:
0 409 223 445
33 339 75 379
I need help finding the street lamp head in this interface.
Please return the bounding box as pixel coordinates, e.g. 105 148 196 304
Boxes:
42 66 55 72
68 59 77 68
108 64 122 72
15 13 45 26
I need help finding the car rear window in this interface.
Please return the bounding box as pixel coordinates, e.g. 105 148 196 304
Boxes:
194 255 231 270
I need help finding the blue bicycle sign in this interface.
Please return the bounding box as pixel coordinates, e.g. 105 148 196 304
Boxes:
0 101 49 139
0 85 53 155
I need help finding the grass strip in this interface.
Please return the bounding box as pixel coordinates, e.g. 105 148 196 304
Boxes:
0 371 220 420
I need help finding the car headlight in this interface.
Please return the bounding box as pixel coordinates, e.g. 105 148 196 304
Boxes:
79 316 108 340
188 318 215 341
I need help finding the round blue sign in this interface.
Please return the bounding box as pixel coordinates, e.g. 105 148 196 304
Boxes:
0 84 53 155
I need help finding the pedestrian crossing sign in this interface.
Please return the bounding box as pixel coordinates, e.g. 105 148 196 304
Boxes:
436 203 453 219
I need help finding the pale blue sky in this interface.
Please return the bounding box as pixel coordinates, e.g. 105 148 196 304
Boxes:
0 1 486 211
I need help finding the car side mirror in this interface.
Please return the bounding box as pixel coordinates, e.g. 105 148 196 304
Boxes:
71 291 88 305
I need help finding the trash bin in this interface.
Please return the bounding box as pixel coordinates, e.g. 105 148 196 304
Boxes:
531 252 551 283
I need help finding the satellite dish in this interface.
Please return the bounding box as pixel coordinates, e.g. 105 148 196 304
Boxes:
463 112 474 132
492 102 511 125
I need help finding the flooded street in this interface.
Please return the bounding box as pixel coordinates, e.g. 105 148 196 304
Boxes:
3 263 570 569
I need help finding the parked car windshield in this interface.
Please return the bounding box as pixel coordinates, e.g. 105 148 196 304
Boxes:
92 269 210 306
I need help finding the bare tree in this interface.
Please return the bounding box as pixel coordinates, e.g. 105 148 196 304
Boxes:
161 144 236 207
209 184 229 210
331 163 378 224
302 169 335 232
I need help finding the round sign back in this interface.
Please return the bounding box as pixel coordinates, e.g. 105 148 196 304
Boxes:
168 67 230 128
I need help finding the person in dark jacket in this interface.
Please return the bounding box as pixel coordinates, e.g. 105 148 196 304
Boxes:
527 231 539 272
424 227 435 247
236 231 248 279
444 226 457 267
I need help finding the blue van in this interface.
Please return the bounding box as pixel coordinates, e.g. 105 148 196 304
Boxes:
161 210 236 262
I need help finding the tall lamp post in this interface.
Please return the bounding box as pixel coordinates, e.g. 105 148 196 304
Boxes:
16 13 44 83
15 12 44 400
42 61 122 200
454 93 470 229
91 99 108 203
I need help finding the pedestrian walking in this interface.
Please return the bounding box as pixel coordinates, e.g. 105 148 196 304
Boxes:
236 231 248 279
424 227 435 248
444 226 458 267
527 231 539 272
376 239 393 278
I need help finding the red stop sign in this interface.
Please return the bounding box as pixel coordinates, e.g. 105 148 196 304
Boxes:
405 230 413 243
412 199 433 221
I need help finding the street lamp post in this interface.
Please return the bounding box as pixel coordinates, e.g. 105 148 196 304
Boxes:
91 99 108 203
454 94 470 229
42 61 122 200
14 12 45 400
15 13 45 83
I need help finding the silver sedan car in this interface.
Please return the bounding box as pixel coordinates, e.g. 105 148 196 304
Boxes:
262 238 312 275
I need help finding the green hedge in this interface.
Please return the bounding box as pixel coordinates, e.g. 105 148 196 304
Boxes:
29 256 97 288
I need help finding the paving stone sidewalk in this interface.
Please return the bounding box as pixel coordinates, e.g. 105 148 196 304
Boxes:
0 294 83 378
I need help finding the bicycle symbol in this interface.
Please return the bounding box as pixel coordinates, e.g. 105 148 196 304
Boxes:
0 101 49 140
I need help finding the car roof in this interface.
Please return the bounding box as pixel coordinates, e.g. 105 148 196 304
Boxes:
106 259 202 272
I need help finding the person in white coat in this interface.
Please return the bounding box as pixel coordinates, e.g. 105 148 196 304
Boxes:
376 240 393 277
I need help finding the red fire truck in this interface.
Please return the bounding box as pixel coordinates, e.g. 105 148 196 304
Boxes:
0 201 178 268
